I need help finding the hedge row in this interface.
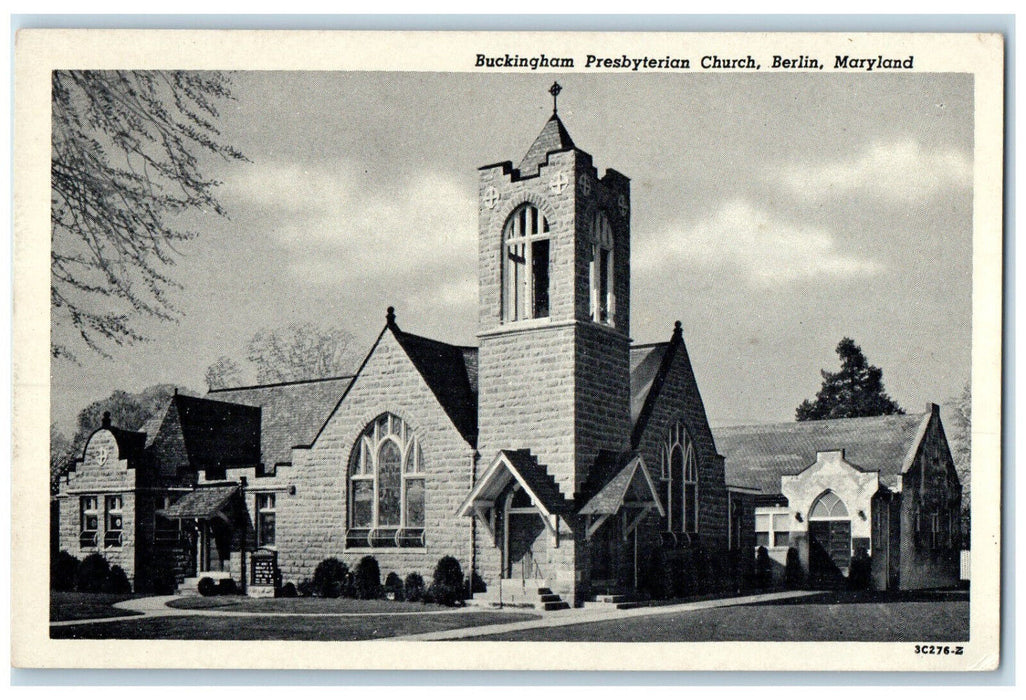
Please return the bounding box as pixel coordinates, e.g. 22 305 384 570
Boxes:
292 555 469 606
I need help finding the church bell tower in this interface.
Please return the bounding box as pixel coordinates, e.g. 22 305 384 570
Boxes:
476 83 633 498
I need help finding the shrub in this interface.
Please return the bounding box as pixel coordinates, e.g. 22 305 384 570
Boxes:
848 547 872 590
784 547 804 589
354 555 382 599
429 555 465 607
217 578 239 595
51 551 80 592
297 578 315 597
76 553 111 593
278 582 298 598
468 571 487 594
197 577 218 596
138 558 177 594
403 572 425 602
755 546 772 589
102 565 132 594
312 557 348 598
384 572 403 600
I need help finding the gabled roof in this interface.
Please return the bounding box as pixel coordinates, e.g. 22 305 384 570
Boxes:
578 451 664 517
171 394 262 472
158 484 239 520
517 114 576 176
629 322 685 447
457 449 572 518
210 375 354 466
391 326 478 445
716 412 931 495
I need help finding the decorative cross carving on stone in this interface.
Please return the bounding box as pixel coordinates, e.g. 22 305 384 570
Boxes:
550 172 569 194
579 175 592 197
482 186 499 209
618 194 629 217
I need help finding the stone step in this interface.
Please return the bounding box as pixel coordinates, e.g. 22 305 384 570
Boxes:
592 594 630 604
541 600 571 611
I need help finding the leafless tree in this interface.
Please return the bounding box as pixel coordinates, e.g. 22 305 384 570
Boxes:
51 70 246 359
245 322 355 383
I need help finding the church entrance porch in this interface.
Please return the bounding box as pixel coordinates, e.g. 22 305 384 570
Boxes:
807 491 853 587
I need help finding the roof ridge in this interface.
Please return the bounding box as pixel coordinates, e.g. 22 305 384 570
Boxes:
208 374 356 393
717 412 926 432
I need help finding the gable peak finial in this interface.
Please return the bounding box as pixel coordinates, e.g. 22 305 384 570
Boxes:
102 411 111 429
549 81 562 114
386 306 396 326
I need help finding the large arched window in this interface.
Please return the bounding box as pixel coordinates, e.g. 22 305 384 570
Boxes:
502 203 551 322
346 413 425 548
662 422 698 535
589 210 615 324
809 491 849 519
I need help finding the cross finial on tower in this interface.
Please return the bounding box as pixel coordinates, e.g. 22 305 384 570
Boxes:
549 81 562 114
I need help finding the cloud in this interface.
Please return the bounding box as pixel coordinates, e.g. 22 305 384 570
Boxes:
635 199 883 286
228 161 477 286
777 140 972 203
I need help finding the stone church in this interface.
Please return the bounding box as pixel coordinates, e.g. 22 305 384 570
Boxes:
54 86 960 603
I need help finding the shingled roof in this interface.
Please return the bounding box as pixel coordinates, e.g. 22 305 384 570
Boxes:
209 376 354 466
517 113 576 177
392 327 478 446
716 412 931 495
171 394 262 472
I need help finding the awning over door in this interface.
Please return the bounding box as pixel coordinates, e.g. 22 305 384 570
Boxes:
578 452 664 540
158 484 239 520
457 449 571 542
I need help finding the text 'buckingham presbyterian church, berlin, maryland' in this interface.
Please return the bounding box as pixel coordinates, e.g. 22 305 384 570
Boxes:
55 84 963 607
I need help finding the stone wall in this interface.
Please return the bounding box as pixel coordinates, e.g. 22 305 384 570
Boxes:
274 328 477 587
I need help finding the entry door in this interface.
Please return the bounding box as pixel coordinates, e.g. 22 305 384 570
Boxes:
202 520 231 573
809 519 851 581
506 511 544 581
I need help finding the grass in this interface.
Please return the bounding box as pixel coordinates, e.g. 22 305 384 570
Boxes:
470 589 970 642
167 595 454 614
50 611 540 641
50 591 145 622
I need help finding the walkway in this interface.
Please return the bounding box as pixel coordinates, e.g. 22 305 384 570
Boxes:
50 590 821 635
390 590 821 641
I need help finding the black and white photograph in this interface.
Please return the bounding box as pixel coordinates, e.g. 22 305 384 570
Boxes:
13 29 1003 671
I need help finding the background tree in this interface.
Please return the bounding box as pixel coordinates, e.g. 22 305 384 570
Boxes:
205 355 243 390
796 337 903 421
51 384 199 489
244 322 355 384
948 379 971 531
51 70 245 359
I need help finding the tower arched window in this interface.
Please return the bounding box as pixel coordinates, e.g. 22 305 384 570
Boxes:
503 204 551 322
662 422 698 534
590 210 615 324
346 413 425 549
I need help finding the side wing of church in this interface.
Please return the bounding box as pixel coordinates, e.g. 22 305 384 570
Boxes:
55 90 735 607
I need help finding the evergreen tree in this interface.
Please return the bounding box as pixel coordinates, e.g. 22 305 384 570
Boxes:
796 337 903 421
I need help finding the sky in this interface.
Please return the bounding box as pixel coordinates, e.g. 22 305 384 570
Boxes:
50 71 973 435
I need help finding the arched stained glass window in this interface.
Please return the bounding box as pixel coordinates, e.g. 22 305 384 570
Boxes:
662 422 699 534
810 491 849 519
346 413 425 548
503 204 551 322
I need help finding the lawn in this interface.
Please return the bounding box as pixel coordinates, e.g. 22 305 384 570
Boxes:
50 610 540 641
470 589 970 642
50 591 145 622
167 595 454 614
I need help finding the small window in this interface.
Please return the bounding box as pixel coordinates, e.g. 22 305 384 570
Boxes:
256 493 276 548
590 211 615 324
662 422 698 534
502 204 551 322
154 495 180 543
79 496 99 548
104 495 123 548
755 510 790 548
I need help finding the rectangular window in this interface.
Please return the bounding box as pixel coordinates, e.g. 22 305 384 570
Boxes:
755 509 790 548
104 495 123 548
256 493 276 547
79 496 99 548
598 247 611 323
154 495 179 543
